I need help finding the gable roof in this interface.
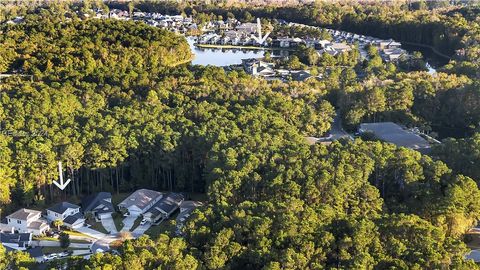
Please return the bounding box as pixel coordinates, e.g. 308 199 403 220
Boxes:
7 209 41 221
118 189 162 211
47 202 80 214
63 213 84 225
0 232 31 245
82 192 114 213
27 247 43 258
145 193 184 218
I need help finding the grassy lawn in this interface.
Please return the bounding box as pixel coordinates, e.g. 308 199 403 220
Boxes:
85 220 109 234
112 212 124 231
33 236 58 241
186 192 207 202
63 229 92 238
145 216 177 239
70 239 92 244
130 216 143 231
111 192 131 205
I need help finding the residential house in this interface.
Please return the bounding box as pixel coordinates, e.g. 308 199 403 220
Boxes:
0 223 14 233
117 189 162 217
382 48 405 62
82 192 115 220
235 23 258 34
47 202 81 222
143 193 185 223
175 201 203 235
26 247 44 263
272 37 303 48
291 70 315 82
242 59 276 78
6 209 50 235
63 213 85 229
0 232 32 250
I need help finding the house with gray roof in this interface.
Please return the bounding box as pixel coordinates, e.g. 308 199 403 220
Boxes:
143 193 184 223
359 122 430 152
0 232 32 251
118 189 163 217
81 192 115 220
6 209 49 235
175 201 203 236
47 202 81 222
26 246 44 262
63 213 85 229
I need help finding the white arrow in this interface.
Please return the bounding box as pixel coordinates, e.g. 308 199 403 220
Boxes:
53 161 71 190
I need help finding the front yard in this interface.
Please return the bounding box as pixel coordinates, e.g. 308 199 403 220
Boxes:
85 220 109 234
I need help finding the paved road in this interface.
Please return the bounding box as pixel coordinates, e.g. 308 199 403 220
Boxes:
100 216 118 234
69 243 92 249
121 216 137 232
72 249 92 256
329 112 353 141
75 226 107 239
131 222 152 238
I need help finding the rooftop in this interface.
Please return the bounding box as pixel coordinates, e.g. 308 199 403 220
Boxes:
7 209 41 221
82 192 114 213
359 122 430 150
118 189 162 210
48 202 80 214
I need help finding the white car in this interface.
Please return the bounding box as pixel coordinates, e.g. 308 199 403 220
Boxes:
44 254 58 261
140 219 148 225
123 212 130 217
59 251 69 257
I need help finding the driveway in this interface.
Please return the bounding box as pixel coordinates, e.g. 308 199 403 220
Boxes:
121 216 137 232
131 222 152 238
100 216 118 234
75 226 107 239
330 112 353 141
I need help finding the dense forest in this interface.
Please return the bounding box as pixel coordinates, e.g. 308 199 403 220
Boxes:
1 1 480 269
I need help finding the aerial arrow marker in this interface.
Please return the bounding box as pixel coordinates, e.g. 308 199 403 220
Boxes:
53 161 71 190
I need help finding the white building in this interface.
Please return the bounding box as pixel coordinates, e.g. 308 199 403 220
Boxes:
6 209 50 235
46 202 81 222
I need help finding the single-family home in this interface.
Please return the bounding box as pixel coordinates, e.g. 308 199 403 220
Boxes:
235 22 258 34
0 232 32 250
175 201 203 236
143 193 184 223
0 223 14 233
118 189 162 217
47 202 81 222
26 247 44 263
242 58 276 78
382 48 405 62
63 213 85 229
6 209 50 235
82 192 115 220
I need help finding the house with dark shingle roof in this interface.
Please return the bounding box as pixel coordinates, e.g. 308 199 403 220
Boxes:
46 202 85 229
26 246 44 262
0 232 32 250
81 192 115 220
47 202 81 222
143 193 184 223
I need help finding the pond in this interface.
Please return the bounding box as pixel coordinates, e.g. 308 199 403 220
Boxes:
188 38 266 66
188 38 440 74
